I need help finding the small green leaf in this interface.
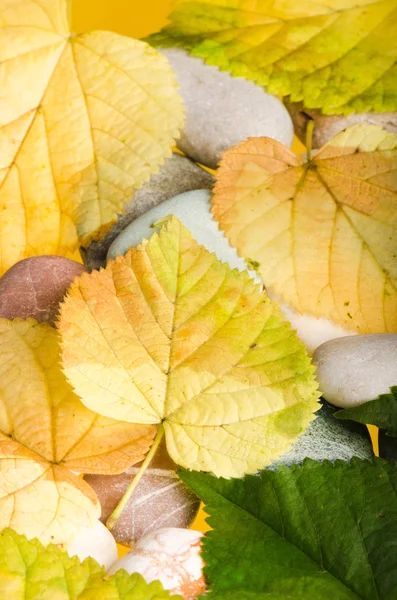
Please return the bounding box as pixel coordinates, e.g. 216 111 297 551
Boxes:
180 458 397 599
335 387 397 437
0 528 180 600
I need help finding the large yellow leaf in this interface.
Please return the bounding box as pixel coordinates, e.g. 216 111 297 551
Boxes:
0 318 156 544
212 124 397 334
0 0 184 275
59 217 319 479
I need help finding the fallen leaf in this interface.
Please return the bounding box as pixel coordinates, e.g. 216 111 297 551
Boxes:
0 0 184 275
149 0 397 115
336 386 397 437
0 528 180 599
212 124 397 334
180 457 397 599
59 216 319 479
0 318 156 545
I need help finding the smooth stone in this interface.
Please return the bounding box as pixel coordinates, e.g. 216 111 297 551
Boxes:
84 441 200 547
83 153 214 269
270 401 373 468
0 256 87 325
160 48 294 169
313 334 397 408
66 520 118 570
108 190 354 354
109 528 206 599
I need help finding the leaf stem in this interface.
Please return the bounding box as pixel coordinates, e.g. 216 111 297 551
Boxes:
106 424 165 531
306 119 315 162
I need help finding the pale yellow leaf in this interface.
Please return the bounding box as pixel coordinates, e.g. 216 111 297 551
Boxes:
212 124 397 334
0 318 156 544
0 0 184 275
60 217 319 478
0 435 99 546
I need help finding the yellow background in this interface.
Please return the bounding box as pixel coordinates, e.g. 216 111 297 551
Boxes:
72 0 378 556
72 0 174 39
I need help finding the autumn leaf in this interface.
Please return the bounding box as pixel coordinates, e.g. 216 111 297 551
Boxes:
180 458 397 599
0 318 156 545
59 216 319 480
212 124 397 334
0 0 184 275
0 528 180 600
149 0 397 116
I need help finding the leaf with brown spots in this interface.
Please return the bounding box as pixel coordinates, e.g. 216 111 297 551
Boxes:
212 124 397 334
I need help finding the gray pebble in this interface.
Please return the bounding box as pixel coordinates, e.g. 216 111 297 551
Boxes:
160 48 294 169
82 153 214 269
313 334 397 408
270 401 373 468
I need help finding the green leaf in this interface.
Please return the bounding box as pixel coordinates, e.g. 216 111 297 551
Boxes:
0 528 180 600
335 387 397 437
148 0 397 115
180 458 397 599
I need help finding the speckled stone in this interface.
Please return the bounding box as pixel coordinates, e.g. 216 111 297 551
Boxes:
313 334 397 408
270 401 373 469
160 48 294 169
0 256 87 325
110 528 205 600
82 153 214 269
85 441 200 547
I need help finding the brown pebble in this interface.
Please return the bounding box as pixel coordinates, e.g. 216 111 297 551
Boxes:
0 256 87 325
85 441 201 547
285 101 397 149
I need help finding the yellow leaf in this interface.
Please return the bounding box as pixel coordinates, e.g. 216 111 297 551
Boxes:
0 0 184 275
0 318 156 544
212 124 397 334
59 217 319 479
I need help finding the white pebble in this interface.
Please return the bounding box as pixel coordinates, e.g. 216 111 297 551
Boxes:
108 190 353 354
313 334 397 408
160 48 293 168
109 528 205 599
65 520 118 571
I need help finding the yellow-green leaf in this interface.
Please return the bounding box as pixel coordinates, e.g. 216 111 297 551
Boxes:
0 318 156 544
59 216 319 479
212 124 397 334
0 0 184 275
148 0 397 115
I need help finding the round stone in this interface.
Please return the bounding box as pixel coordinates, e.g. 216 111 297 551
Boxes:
313 334 397 408
65 520 118 571
83 153 214 269
0 256 87 325
84 442 201 547
160 48 294 169
109 528 205 599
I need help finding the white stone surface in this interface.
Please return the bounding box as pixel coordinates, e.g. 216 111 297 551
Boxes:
160 48 294 168
66 520 118 570
108 190 353 354
313 334 397 408
109 528 205 599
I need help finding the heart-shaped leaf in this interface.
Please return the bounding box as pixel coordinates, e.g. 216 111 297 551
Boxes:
212 124 397 334
0 0 184 275
0 318 155 545
59 216 319 479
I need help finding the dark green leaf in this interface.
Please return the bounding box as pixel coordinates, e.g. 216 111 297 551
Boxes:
335 387 397 437
180 458 397 599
